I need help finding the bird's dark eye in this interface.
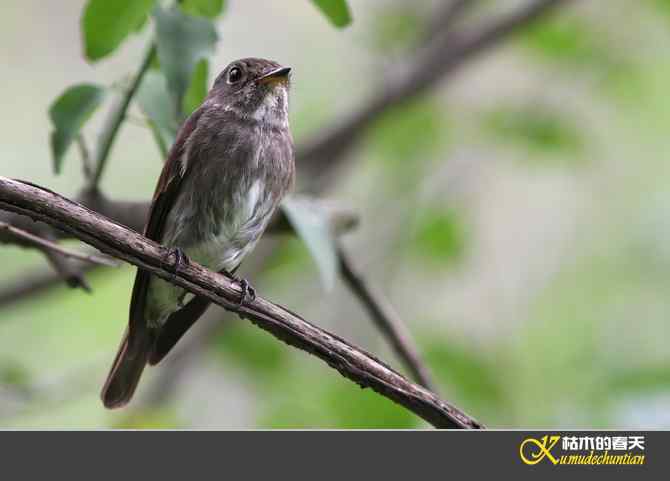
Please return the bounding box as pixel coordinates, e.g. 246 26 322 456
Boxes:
228 66 243 84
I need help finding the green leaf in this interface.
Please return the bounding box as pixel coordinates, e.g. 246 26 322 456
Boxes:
49 84 106 173
183 59 209 116
182 0 226 18
137 71 179 151
281 196 338 290
310 0 352 28
82 0 156 61
154 6 218 117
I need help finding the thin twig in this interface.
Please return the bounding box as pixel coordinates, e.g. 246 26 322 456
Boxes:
76 134 94 181
0 264 97 308
42 249 92 292
0 176 483 429
0 221 117 267
90 45 156 189
337 243 439 393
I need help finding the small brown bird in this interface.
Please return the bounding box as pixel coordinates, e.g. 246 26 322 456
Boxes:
101 58 295 408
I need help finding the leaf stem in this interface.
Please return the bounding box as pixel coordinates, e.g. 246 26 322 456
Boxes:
91 44 156 189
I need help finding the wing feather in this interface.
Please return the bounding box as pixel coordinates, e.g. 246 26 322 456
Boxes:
126 108 204 354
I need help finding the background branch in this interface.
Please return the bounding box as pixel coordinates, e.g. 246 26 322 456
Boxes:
422 0 476 45
337 243 438 393
0 176 483 429
297 0 573 187
0 221 116 267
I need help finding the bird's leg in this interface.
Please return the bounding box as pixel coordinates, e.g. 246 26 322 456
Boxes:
237 278 256 307
167 247 190 282
221 269 256 308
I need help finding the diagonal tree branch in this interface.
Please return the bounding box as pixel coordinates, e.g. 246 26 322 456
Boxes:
297 0 573 186
0 176 483 429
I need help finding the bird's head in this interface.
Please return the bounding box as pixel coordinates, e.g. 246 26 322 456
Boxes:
209 58 291 125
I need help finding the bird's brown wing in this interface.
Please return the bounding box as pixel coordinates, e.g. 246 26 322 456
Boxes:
126 108 204 355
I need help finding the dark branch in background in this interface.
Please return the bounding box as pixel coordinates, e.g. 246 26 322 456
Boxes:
76 135 94 181
0 263 97 307
297 0 573 187
337 243 438 393
42 248 92 292
0 177 482 430
0 221 116 267
422 0 476 45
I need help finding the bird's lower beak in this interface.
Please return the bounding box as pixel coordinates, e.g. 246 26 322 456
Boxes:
257 66 292 85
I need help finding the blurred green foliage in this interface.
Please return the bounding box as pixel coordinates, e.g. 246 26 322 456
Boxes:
213 323 289 382
182 0 226 19
410 208 468 266
483 105 584 160
259 371 417 429
422 337 504 419
368 6 423 54
607 365 670 396
367 98 448 184
521 17 608 67
520 15 636 97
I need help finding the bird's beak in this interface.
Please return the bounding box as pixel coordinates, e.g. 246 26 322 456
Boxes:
257 66 292 85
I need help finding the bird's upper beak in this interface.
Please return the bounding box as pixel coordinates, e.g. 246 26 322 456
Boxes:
257 66 292 85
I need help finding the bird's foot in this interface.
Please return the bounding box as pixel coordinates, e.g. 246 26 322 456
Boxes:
236 278 256 308
167 247 190 282
221 269 256 309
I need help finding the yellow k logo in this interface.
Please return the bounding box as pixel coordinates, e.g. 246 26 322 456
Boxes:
519 435 561 465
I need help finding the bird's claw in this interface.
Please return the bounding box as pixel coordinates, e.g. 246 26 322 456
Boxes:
236 278 256 308
221 269 256 309
167 247 190 281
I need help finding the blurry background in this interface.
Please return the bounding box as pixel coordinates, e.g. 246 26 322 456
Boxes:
1 0 670 428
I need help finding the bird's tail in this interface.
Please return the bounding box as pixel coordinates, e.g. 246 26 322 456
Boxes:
100 328 153 409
